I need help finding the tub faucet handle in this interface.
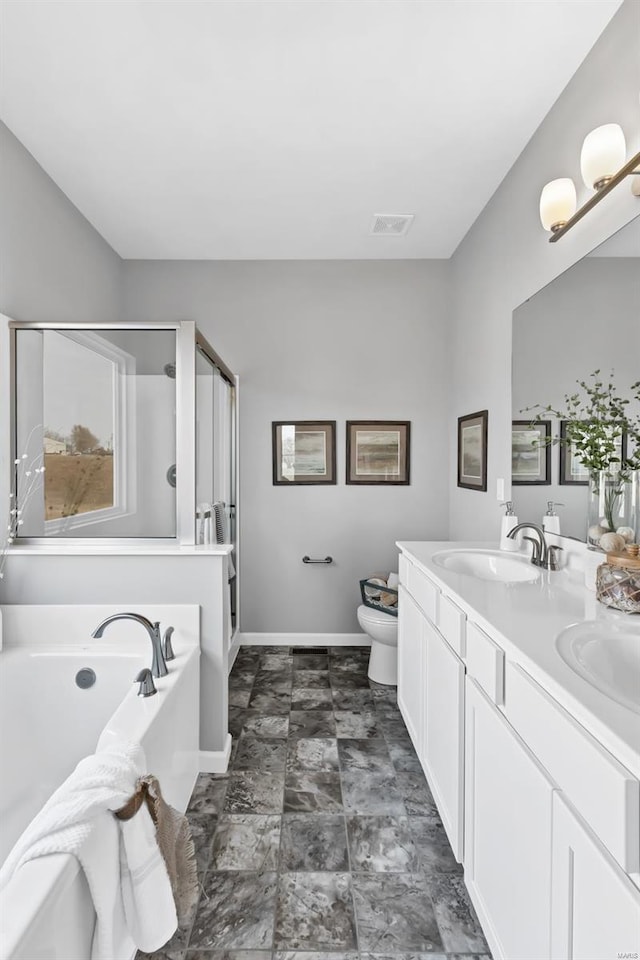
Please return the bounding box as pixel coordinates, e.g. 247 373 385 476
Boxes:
134 668 157 698
162 626 175 661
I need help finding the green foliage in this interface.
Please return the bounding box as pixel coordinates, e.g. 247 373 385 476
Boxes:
523 371 640 481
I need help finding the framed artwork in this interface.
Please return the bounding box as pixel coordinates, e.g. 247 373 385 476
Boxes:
272 421 336 485
457 410 488 491
559 421 627 485
346 421 410 485
511 420 551 485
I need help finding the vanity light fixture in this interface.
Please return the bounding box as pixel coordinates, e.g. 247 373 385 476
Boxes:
539 178 577 233
540 122 640 243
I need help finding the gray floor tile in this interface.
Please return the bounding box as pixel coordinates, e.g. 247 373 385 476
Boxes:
210 815 281 871
292 654 329 670
409 813 460 875
341 769 406 815
274 872 356 950
280 814 349 871
190 871 277 949
289 711 337 738
330 672 371 689
187 952 272 960
260 653 293 671
224 771 284 814
335 710 383 739
330 655 370 673
187 813 217 874
187 775 229 817
428 873 490 954
286 737 339 773
292 670 331 689
387 738 423 772
274 952 358 960
291 688 333 711
377 715 411 740
247 689 292 714
240 715 289 739
346 816 420 872
233 737 288 771
228 688 252 708
373 698 403 719
229 670 258 688
337 738 393 773
332 688 376 711
352 873 444 952
395 771 437 816
137 949 185 960
254 668 293 686
228 707 253 738
370 686 398 702
284 772 343 813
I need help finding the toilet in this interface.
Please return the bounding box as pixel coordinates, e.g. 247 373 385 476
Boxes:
357 603 398 686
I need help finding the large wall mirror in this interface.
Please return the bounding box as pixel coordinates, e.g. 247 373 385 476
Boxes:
512 215 640 541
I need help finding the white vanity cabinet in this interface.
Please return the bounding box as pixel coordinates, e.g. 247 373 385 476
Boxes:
550 793 640 960
397 543 640 960
397 561 465 860
465 677 554 960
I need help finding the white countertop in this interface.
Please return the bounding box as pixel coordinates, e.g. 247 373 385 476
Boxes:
397 541 640 779
5 542 234 556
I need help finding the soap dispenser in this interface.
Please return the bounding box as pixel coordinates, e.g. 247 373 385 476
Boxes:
500 501 520 551
542 501 563 535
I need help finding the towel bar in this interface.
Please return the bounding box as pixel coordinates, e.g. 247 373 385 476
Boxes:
302 555 333 564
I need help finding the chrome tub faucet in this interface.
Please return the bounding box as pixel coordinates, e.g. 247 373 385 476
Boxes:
91 612 169 678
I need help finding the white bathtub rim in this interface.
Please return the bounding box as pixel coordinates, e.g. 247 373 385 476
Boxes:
199 733 232 774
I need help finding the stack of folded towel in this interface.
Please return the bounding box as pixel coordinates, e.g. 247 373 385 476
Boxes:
0 739 194 960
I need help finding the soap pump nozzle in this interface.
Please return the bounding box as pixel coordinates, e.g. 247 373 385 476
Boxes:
501 501 516 516
545 501 563 516
500 501 520 551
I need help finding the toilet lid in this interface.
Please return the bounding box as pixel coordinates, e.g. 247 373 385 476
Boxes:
357 604 397 625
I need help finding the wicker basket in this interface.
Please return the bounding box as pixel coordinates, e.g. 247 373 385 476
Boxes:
359 577 398 618
596 548 640 614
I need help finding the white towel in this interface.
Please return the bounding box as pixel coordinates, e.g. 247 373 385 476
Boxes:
0 739 177 960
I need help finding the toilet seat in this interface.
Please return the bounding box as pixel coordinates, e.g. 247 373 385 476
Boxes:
357 605 397 626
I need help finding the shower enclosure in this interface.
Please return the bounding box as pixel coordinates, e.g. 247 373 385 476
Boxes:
9 320 237 617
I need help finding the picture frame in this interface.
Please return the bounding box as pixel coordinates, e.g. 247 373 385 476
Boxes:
346 421 410 485
511 420 551 485
559 421 627 486
272 421 336 485
457 410 488 491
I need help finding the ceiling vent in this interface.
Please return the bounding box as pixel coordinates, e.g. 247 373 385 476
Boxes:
370 214 415 237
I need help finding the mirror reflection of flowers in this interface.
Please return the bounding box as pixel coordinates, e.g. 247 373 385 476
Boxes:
0 426 46 581
524 371 639 547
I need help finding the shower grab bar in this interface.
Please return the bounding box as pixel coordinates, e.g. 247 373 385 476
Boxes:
302 555 333 564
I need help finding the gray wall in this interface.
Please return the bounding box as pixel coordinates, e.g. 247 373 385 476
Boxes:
512 257 640 540
121 260 451 632
0 122 122 324
449 0 640 540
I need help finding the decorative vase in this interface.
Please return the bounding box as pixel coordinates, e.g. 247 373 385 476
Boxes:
586 469 638 551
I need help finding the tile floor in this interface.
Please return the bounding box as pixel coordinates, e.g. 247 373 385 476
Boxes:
140 645 492 960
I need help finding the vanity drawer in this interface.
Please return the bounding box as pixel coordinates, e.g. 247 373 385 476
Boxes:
506 663 639 873
408 562 439 623
466 621 504 705
438 593 466 658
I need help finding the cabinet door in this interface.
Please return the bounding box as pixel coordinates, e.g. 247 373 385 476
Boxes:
397 585 425 755
423 617 465 861
465 678 554 960
551 793 640 960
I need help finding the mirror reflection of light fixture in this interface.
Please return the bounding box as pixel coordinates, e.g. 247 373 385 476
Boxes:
540 121 640 243
539 178 577 233
580 123 627 190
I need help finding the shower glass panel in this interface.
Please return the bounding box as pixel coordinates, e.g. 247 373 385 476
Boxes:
14 328 177 537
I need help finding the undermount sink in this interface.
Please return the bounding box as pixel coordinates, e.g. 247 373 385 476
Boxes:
556 621 640 715
431 549 541 583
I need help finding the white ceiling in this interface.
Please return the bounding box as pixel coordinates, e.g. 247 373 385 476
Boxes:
0 0 622 260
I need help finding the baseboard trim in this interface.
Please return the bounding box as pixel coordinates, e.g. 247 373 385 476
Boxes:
237 632 370 648
228 632 242 672
199 734 232 774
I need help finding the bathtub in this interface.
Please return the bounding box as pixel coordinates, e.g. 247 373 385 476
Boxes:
0 604 200 960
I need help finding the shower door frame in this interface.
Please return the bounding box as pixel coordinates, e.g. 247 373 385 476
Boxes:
8 319 238 554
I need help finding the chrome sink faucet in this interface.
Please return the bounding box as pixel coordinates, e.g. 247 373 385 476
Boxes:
91 612 169 678
507 523 563 570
